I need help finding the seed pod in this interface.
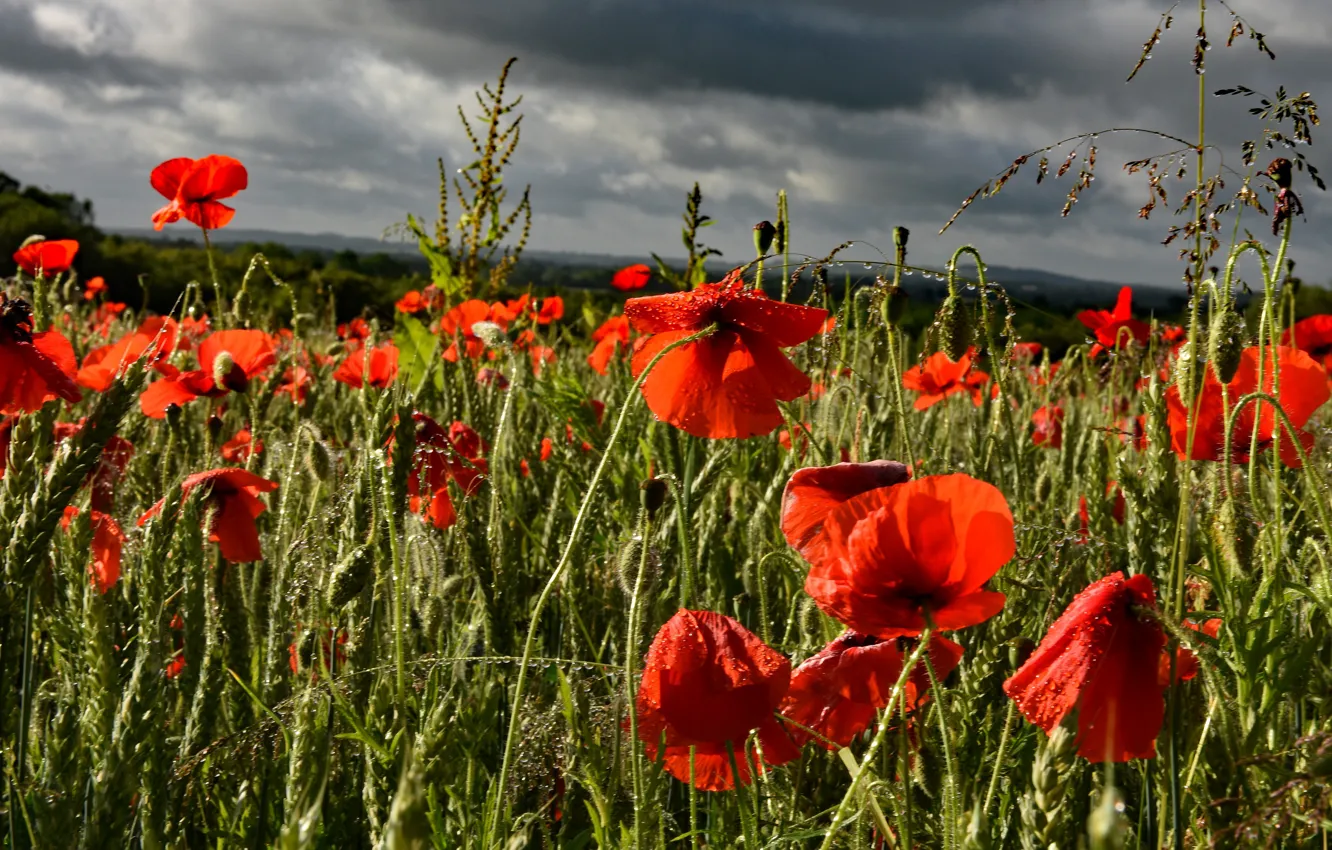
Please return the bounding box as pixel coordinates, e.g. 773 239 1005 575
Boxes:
1208 307 1246 383
211 350 249 393
937 295 970 360
328 544 373 608
752 220 776 256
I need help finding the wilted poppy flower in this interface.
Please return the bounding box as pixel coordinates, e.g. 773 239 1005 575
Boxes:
902 349 990 410
1164 345 1328 468
53 419 134 513
13 239 78 278
781 460 912 566
407 414 489 529
635 609 799 790
78 316 178 392
624 272 828 439
1004 571 1165 762
220 428 262 463
1159 617 1222 686
588 315 632 375
139 468 279 562
139 329 276 417
802 473 1013 638
1078 287 1150 357
611 263 652 292
0 294 81 414
779 632 963 749
440 299 494 361
1031 405 1065 448
333 341 398 389
395 291 428 314
150 155 248 231
61 506 125 594
531 296 564 325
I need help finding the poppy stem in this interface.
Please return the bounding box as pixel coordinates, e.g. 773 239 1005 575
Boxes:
920 640 960 850
625 509 652 847
487 324 718 845
724 740 759 848
201 228 225 323
983 700 1016 816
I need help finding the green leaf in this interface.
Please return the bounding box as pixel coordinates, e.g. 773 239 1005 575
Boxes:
394 313 443 395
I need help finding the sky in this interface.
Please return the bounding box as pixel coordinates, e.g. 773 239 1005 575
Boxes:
2 0 1330 288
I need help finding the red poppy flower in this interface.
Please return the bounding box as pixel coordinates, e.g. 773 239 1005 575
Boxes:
139 329 276 417
1005 572 1165 761
177 314 210 351
488 295 529 326
635 609 799 791
83 276 107 301
150 155 248 231
396 291 428 314
78 316 178 392
1284 315 1332 372
289 625 348 679
220 428 262 463
476 367 509 389
1031 405 1065 449
902 349 990 410
1159 617 1222 686
779 632 963 749
539 437 553 462
624 273 828 439
0 295 81 414
61 506 125 594
802 473 1013 639
777 424 810 458
336 317 371 347
277 365 312 403
13 239 78 277
440 299 493 361
1164 345 1328 468
1077 287 1150 357
333 341 398 389
165 653 187 679
781 460 913 567
611 263 652 292
1012 341 1043 360
53 419 134 513
407 414 489 529
1159 324 1187 346
588 315 632 375
139 468 278 562
531 296 564 325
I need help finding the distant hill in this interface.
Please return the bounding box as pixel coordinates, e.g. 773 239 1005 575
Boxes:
108 226 1186 312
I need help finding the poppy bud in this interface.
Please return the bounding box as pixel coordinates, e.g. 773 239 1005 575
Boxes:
893 226 910 253
328 545 372 607
1207 307 1246 384
470 321 507 348
212 350 248 393
307 438 334 482
207 415 224 442
640 477 668 518
937 295 970 361
164 402 182 424
753 220 777 256
885 284 909 326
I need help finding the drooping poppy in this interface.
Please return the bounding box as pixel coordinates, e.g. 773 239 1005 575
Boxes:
624 272 828 439
1164 345 1328 468
635 609 800 791
588 315 631 375
779 632 963 749
440 300 494 361
395 291 428 314
220 429 262 463
53 419 134 513
611 263 652 292
1031 405 1065 449
139 468 279 562
78 316 178 392
802 473 1014 639
0 295 81 414
150 155 248 231
780 460 912 566
139 329 276 417
61 506 126 594
1077 287 1150 357
333 341 399 389
902 349 990 410
406 414 489 530
13 239 78 278
1003 571 1165 762
1158 617 1222 686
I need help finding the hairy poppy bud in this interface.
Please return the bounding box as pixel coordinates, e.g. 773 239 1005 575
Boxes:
328 545 372 607
212 350 248 393
885 284 909 326
206 414 224 442
640 477 668 518
937 295 970 360
470 321 507 348
753 220 777 256
307 438 334 482
1208 307 1246 384
893 226 910 252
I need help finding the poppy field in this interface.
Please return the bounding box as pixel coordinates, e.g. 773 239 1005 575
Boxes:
3 12 1332 850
